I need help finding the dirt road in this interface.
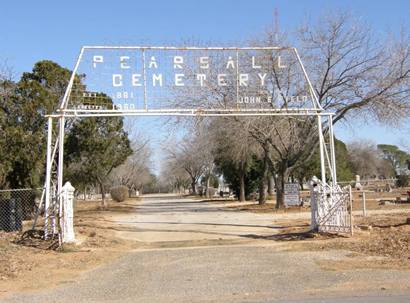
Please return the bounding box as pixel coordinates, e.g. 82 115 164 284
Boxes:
1 194 409 303
112 194 282 244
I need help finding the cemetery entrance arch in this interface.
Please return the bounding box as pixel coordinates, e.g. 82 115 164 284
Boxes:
41 46 350 245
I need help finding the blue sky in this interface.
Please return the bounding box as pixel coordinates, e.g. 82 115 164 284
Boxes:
1 0 409 161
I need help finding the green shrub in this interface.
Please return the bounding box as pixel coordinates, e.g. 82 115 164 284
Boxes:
396 175 410 187
110 186 129 202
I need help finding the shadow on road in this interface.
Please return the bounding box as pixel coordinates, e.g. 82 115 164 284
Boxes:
242 230 347 241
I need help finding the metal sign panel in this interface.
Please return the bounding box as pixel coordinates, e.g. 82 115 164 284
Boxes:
61 46 320 113
284 183 300 206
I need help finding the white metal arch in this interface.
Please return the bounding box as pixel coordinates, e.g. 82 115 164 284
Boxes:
42 46 339 243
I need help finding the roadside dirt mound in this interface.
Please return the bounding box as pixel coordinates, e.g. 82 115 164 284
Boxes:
337 213 410 260
0 199 140 297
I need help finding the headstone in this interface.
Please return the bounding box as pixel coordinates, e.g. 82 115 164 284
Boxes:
354 175 362 190
385 183 392 192
284 183 300 206
62 181 75 243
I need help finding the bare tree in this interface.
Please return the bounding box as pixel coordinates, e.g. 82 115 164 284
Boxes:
160 160 191 194
161 12 410 206
244 12 410 207
165 132 212 195
109 134 153 195
347 141 395 178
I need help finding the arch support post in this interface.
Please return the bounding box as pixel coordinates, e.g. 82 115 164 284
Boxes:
57 114 65 245
44 116 53 239
317 115 326 184
328 115 337 186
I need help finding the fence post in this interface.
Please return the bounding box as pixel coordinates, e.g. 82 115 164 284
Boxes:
362 191 367 217
310 192 317 230
61 182 75 243
309 179 319 231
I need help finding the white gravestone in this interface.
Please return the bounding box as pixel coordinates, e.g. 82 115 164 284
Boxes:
354 175 362 190
62 181 75 243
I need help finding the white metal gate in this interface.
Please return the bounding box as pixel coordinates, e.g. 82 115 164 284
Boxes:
310 179 353 234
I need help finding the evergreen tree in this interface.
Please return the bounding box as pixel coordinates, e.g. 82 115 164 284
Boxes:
0 61 71 188
65 94 132 207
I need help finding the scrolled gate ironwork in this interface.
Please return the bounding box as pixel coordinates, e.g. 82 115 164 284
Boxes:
310 178 353 234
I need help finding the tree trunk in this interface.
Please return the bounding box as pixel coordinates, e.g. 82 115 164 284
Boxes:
299 178 304 191
99 182 107 209
267 175 274 196
275 163 289 209
191 179 196 195
239 161 246 202
258 155 268 205
205 175 210 198
258 178 266 205
239 172 246 202
275 175 284 208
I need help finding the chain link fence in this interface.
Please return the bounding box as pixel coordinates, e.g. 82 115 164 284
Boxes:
0 188 42 232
